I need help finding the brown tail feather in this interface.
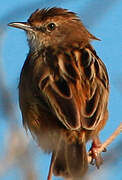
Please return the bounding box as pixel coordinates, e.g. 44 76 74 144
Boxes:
53 138 88 179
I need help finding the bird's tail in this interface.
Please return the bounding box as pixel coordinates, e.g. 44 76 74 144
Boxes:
53 133 88 179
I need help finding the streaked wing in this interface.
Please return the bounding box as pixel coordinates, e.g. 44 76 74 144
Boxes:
39 45 109 130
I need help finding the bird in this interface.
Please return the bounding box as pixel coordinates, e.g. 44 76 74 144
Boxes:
8 7 109 180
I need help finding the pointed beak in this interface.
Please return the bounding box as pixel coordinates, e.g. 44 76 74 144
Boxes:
8 22 33 31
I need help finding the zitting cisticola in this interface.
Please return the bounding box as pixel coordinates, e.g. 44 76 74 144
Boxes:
8 7 109 179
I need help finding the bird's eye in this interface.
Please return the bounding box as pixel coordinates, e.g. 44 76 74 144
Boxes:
47 23 56 31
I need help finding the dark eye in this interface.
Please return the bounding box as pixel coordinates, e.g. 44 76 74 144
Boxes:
47 23 56 31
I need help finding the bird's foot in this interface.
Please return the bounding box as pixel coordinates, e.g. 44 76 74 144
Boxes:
89 136 107 169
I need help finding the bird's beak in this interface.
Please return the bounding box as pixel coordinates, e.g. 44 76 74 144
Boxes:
8 22 33 31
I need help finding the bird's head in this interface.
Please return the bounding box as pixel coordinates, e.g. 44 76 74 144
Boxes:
8 7 98 51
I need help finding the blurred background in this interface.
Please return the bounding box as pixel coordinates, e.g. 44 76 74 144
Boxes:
0 0 122 180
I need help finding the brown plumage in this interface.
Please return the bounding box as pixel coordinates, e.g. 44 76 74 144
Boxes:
8 7 109 180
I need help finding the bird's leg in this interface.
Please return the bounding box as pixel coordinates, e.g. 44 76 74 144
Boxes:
89 135 106 168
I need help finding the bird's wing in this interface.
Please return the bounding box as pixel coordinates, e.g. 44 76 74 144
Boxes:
39 46 109 130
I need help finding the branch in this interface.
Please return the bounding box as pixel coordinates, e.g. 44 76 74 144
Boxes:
88 123 122 163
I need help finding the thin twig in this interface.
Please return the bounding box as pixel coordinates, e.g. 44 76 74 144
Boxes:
47 134 63 180
88 123 122 163
47 152 56 180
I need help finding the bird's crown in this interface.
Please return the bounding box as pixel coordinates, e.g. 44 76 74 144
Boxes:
28 7 78 23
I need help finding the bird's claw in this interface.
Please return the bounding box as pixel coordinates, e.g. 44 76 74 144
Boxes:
89 147 103 169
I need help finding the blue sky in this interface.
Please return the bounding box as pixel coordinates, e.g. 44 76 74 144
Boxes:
0 0 122 180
